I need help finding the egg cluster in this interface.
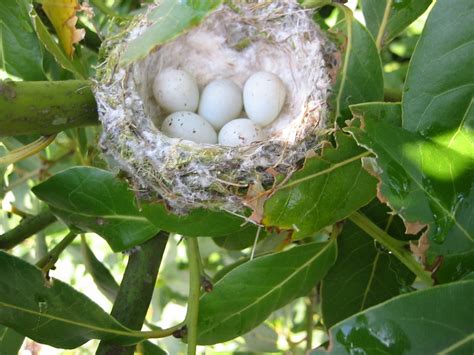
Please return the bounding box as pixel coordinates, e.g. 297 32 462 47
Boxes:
153 69 286 146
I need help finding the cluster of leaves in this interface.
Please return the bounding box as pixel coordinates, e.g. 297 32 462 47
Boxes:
0 0 473 353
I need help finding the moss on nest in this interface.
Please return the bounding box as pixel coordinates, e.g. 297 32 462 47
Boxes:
94 0 335 213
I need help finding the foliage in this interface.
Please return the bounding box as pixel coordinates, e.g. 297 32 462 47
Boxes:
0 0 472 353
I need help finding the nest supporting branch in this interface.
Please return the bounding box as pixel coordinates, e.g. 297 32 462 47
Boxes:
0 80 99 137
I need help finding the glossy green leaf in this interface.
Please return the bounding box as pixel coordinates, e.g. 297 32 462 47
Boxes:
30 9 85 79
212 258 248 284
142 203 258 238
403 0 473 137
434 249 474 285
0 0 45 80
361 0 432 45
0 326 24 355
120 0 221 65
32 167 160 252
263 132 377 239
317 280 474 354
81 236 119 302
321 200 415 328
332 5 384 124
0 251 143 349
347 103 474 278
197 240 337 344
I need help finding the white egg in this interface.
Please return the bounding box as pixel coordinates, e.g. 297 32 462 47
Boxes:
153 68 199 113
218 119 265 147
161 112 217 144
198 79 243 129
243 71 286 126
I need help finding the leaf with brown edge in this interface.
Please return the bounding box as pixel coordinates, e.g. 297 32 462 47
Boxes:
242 182 269 224
42 0 87 57
347 102 474 282
263 131 377 239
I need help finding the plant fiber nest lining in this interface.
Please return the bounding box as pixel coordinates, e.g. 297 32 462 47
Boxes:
95 1 333 213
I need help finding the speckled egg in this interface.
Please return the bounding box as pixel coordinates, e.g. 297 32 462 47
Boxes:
218 119 264 146
161 111 217 144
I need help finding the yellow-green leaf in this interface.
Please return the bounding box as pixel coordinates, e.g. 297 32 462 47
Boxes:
42 0 85 57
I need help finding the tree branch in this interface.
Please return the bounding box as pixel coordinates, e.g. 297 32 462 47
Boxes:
96 232 169 355
0 80 98 137
0 209 57 250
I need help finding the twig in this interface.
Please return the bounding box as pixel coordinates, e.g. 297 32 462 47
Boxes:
36 232 77 272
305 288 317 352
0 209 57 250
376 0 393 51
186 238 201 355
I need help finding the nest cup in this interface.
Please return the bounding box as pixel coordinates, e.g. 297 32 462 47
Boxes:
95 1 334 213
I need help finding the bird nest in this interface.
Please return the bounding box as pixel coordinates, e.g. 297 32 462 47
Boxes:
94 1 335 213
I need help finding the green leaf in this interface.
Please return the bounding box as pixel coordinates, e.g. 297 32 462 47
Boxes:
139 340 167 355
197 240 337 344
0 251 143 349
402 0 474 137
361 0 432 46
434 249 474 285
242 323 279 353
142 203 257 238
263 132 377 239
0 326 24 355
120 0 222 65
332 5 384 124
347 103 474 277
318 280 474 354
212 225 263 250
30 9 85 79
32 167 160 252
400 0 474 278
212 258 248 284
321 200 415 328
81 236 119 302
0 0 45 80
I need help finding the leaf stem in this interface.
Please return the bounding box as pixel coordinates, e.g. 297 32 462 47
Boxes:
349 211 432 285
89 0 119 17
376 0 393 51
186 237 201 355
0 209 57 250
36 232 77 271
0 135 56 166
